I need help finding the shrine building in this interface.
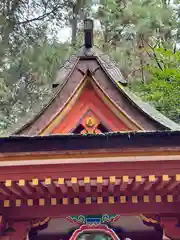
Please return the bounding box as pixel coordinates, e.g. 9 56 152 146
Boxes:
0 19 180 240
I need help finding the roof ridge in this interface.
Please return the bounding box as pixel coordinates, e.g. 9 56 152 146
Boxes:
53 45 127 87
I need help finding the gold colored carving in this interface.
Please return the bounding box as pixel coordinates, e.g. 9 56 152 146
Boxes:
140 214 159 224
31 217 50 228
85 117 95 128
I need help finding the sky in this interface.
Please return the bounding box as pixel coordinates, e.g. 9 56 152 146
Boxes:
57 18 101 43
58 27 71 42
56 5 100 43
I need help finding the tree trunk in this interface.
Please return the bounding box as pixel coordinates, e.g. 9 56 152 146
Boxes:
71 3 78 46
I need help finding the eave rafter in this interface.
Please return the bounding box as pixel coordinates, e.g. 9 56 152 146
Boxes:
2 196 180 220
1 174 180 208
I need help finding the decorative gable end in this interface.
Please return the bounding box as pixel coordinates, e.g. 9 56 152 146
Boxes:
40 77 141 135
14 48 180 136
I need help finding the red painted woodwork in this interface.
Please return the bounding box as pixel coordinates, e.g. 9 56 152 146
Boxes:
51 86 130 134
161 217 180 239
7 221 29 240
0 217 5 237
3 202 180 220
1 158 180 181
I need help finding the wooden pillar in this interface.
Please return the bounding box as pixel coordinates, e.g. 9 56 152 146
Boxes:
5 221 30 240
0 216 8 240
0 216 6 237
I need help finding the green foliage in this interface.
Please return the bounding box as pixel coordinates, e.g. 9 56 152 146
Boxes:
95 0 179 81
0 0 96 135
0 0 179 135
95 0 180 124
131 48 180 123
0 40 73 133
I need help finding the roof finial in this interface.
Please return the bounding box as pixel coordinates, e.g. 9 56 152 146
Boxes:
84 19 93 49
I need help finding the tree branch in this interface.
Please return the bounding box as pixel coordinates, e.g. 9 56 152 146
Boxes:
141 36 164 71
17 5 61 25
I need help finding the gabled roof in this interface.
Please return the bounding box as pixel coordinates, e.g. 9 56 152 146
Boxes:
52 46 127 88
14 46 180 135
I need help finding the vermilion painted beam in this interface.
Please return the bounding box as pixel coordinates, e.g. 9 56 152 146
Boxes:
0 146 180 162
2 202 180 220
0 160 180 181
0 216 5 236
7 221 29 240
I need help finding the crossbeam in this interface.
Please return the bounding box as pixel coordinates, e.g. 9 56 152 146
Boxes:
3 201 180 220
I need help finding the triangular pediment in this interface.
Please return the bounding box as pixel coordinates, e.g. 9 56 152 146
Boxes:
40 78 141 135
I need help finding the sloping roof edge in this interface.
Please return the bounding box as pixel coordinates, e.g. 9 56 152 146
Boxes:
12 45 180 135
12 57 81 135
91 46 180 130
115 82 180 130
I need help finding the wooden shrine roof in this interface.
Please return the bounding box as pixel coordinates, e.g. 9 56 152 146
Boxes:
1 42 180 236
52 46 127 88
2 166 180 218
0 131 179 220
13 46 180 135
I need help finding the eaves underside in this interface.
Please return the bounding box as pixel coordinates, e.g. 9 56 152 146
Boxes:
1 130 180 155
